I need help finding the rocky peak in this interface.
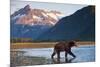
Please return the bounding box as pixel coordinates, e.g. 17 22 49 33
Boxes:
11 5 63 26
23 5 31 13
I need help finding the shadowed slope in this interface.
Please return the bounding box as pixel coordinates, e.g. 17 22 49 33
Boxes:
37 6 95 41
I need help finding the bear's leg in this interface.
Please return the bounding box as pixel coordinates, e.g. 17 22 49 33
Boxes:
57 51 60 62
65 51 68 58
51 51 56 59
65 51 69 62
68 51 76 58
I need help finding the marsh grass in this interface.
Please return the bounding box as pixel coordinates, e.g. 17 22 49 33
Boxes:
11 41 95 49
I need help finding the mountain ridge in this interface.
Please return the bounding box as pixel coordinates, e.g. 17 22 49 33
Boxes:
36 6 95 41
11 5 63 39
11 5 62 26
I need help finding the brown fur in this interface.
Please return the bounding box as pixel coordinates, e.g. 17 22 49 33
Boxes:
51 41 77 61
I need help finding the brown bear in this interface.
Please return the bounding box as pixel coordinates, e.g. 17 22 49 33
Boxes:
51 41 77 61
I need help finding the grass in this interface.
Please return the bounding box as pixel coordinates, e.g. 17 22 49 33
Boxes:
11 41 95 49
11 42 57 49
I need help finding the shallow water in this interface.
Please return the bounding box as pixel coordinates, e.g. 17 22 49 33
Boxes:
15 45 95 64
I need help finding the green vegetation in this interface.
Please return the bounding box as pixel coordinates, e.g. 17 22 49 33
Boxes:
11 37 95 43
11 38 64 43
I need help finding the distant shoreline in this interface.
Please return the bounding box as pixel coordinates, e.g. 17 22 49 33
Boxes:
11 41 95 49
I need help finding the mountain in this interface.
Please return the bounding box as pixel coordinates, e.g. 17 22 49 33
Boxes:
11 5 62 39
37 6 95 41
11 5 62 26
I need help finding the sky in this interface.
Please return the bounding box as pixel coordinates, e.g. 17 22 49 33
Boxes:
11 0 88 16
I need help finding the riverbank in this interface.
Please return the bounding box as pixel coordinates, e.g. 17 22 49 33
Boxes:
11 41 95 49
10 45 95 66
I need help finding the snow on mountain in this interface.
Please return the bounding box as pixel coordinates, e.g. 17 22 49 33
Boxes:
11 5 63 26
11 5 63 39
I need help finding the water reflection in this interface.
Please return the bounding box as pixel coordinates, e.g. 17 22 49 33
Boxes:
65 57 76 63
11 45 95 66
51 57 76 64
